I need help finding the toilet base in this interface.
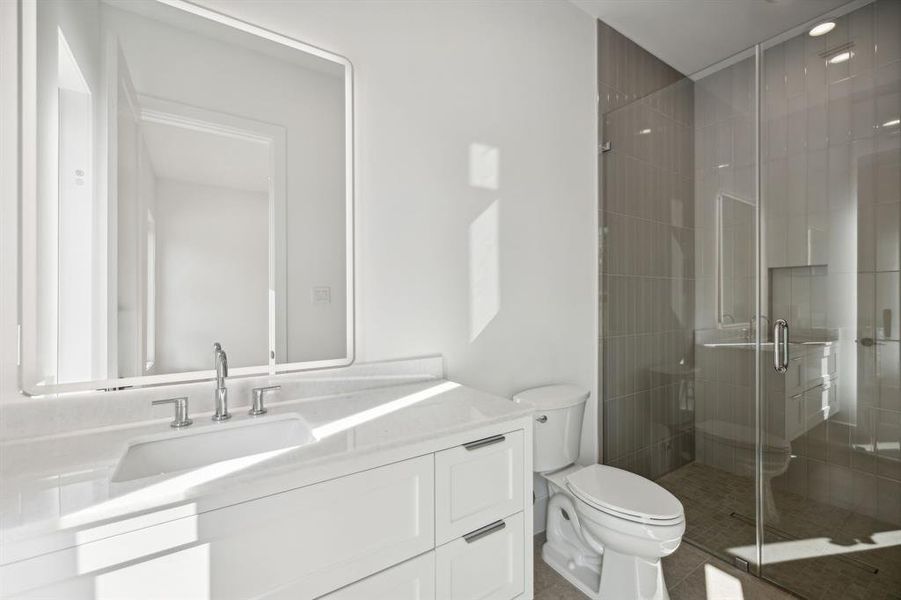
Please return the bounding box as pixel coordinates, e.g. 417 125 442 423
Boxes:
599 548 669 600
541 542 670 600
541 541 601 600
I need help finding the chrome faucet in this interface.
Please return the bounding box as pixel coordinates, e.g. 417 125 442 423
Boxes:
153 396 193 428
212 342 231 421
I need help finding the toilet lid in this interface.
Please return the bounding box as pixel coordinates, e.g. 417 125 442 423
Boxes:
566 465 683 523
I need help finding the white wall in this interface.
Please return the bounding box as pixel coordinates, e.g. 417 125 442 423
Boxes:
0 0 18 403
105 5 348 365
2 1 599 462
154 179 269 373
193 0 599 461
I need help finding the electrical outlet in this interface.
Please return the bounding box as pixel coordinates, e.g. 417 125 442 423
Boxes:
312 286 331 305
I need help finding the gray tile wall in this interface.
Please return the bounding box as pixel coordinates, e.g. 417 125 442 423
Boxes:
599 20 696 479
761 0 901 525
690 55 759 487
690 0 900 524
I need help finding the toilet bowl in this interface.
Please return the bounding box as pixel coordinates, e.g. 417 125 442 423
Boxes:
567 464 685 600
696 419 791 522
514 385 686 600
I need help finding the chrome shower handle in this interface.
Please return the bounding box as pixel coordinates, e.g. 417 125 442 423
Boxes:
773 319 789 373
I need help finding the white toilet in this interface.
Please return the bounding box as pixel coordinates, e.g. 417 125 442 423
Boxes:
514 385 685 600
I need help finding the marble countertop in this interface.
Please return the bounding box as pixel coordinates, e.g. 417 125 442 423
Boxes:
0 379 532 565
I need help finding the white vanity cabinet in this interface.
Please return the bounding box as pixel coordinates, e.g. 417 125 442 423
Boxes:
435 512 525 600
320 552 437 600
2 422 532 600
435 431 524 544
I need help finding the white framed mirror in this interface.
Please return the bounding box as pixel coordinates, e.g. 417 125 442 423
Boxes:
716 193 755 329
19 0 354 394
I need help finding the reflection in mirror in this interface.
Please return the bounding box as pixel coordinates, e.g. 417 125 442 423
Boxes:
24 0 352 392
717 193 755 328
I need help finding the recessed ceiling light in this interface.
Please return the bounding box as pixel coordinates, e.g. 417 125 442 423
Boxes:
638 128 652 135
809 22 835 37
883 118 900 127
828 51 852 64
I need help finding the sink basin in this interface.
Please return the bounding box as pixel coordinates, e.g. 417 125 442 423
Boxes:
111 414 315 483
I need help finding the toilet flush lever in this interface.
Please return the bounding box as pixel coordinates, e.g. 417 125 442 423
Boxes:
536 415 548 423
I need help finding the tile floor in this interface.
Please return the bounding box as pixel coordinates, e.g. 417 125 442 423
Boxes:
657 463 901 600
532 533 797 599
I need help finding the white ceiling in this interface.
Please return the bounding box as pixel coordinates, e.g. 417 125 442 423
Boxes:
571 0 855 75
141 120 271 193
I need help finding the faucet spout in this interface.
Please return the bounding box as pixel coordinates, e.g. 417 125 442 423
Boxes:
212 343 231 421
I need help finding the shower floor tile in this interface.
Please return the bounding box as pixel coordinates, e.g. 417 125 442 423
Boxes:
532 532 796 599
656 462 901 600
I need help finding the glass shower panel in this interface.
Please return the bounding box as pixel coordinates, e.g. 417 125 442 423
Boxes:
759 1 901 597
600 46 761 565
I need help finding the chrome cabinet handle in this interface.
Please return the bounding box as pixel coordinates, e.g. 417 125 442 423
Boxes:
773 319 789 373
463 520 506 544
536 415 548 423
249 385 281 416
463 434 505 451
152 397 192 428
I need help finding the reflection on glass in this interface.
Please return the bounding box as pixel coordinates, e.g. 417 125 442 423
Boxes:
28 0 349 391
603 2 901 595
717 193 756 328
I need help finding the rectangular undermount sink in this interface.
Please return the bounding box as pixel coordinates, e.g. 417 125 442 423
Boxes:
111 414 316 483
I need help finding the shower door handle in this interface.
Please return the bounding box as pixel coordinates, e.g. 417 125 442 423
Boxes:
773 319 789 373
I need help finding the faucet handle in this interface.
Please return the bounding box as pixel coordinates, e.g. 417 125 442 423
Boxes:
152 397 193 428
249 385 281 416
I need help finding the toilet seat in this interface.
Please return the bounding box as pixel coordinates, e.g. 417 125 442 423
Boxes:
565 465 684 526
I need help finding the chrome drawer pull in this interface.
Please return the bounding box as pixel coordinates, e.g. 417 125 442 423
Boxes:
463 520 506 544
463 434 505 451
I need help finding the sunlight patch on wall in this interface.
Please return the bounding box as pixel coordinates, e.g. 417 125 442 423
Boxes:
468 143 499 190
469 200 500 341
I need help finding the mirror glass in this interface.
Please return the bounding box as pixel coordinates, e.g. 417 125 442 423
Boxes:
717 193 755 328
23 0 352 392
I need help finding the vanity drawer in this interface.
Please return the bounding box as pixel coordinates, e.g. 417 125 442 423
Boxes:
785 355 805 395
435 512 524 600
434 430 524 545
785 392 805 441
5 455 434 600
320 551 435 600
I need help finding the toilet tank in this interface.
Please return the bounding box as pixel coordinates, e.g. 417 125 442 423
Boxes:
513 385 589 473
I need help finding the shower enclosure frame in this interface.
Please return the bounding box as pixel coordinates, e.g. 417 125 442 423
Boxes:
600 0 892 593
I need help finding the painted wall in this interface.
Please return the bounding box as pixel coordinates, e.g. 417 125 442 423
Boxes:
191 0 600 461
1 1 598 464
103 5 349 368
154 178 269 373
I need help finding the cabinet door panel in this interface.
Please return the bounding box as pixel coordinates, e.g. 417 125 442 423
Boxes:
319 551 435 600
435 430 523 545
5 456 434 600
435 512 524 600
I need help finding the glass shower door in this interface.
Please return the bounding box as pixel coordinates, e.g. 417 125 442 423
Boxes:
599 37 763 569
758 1 901 597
